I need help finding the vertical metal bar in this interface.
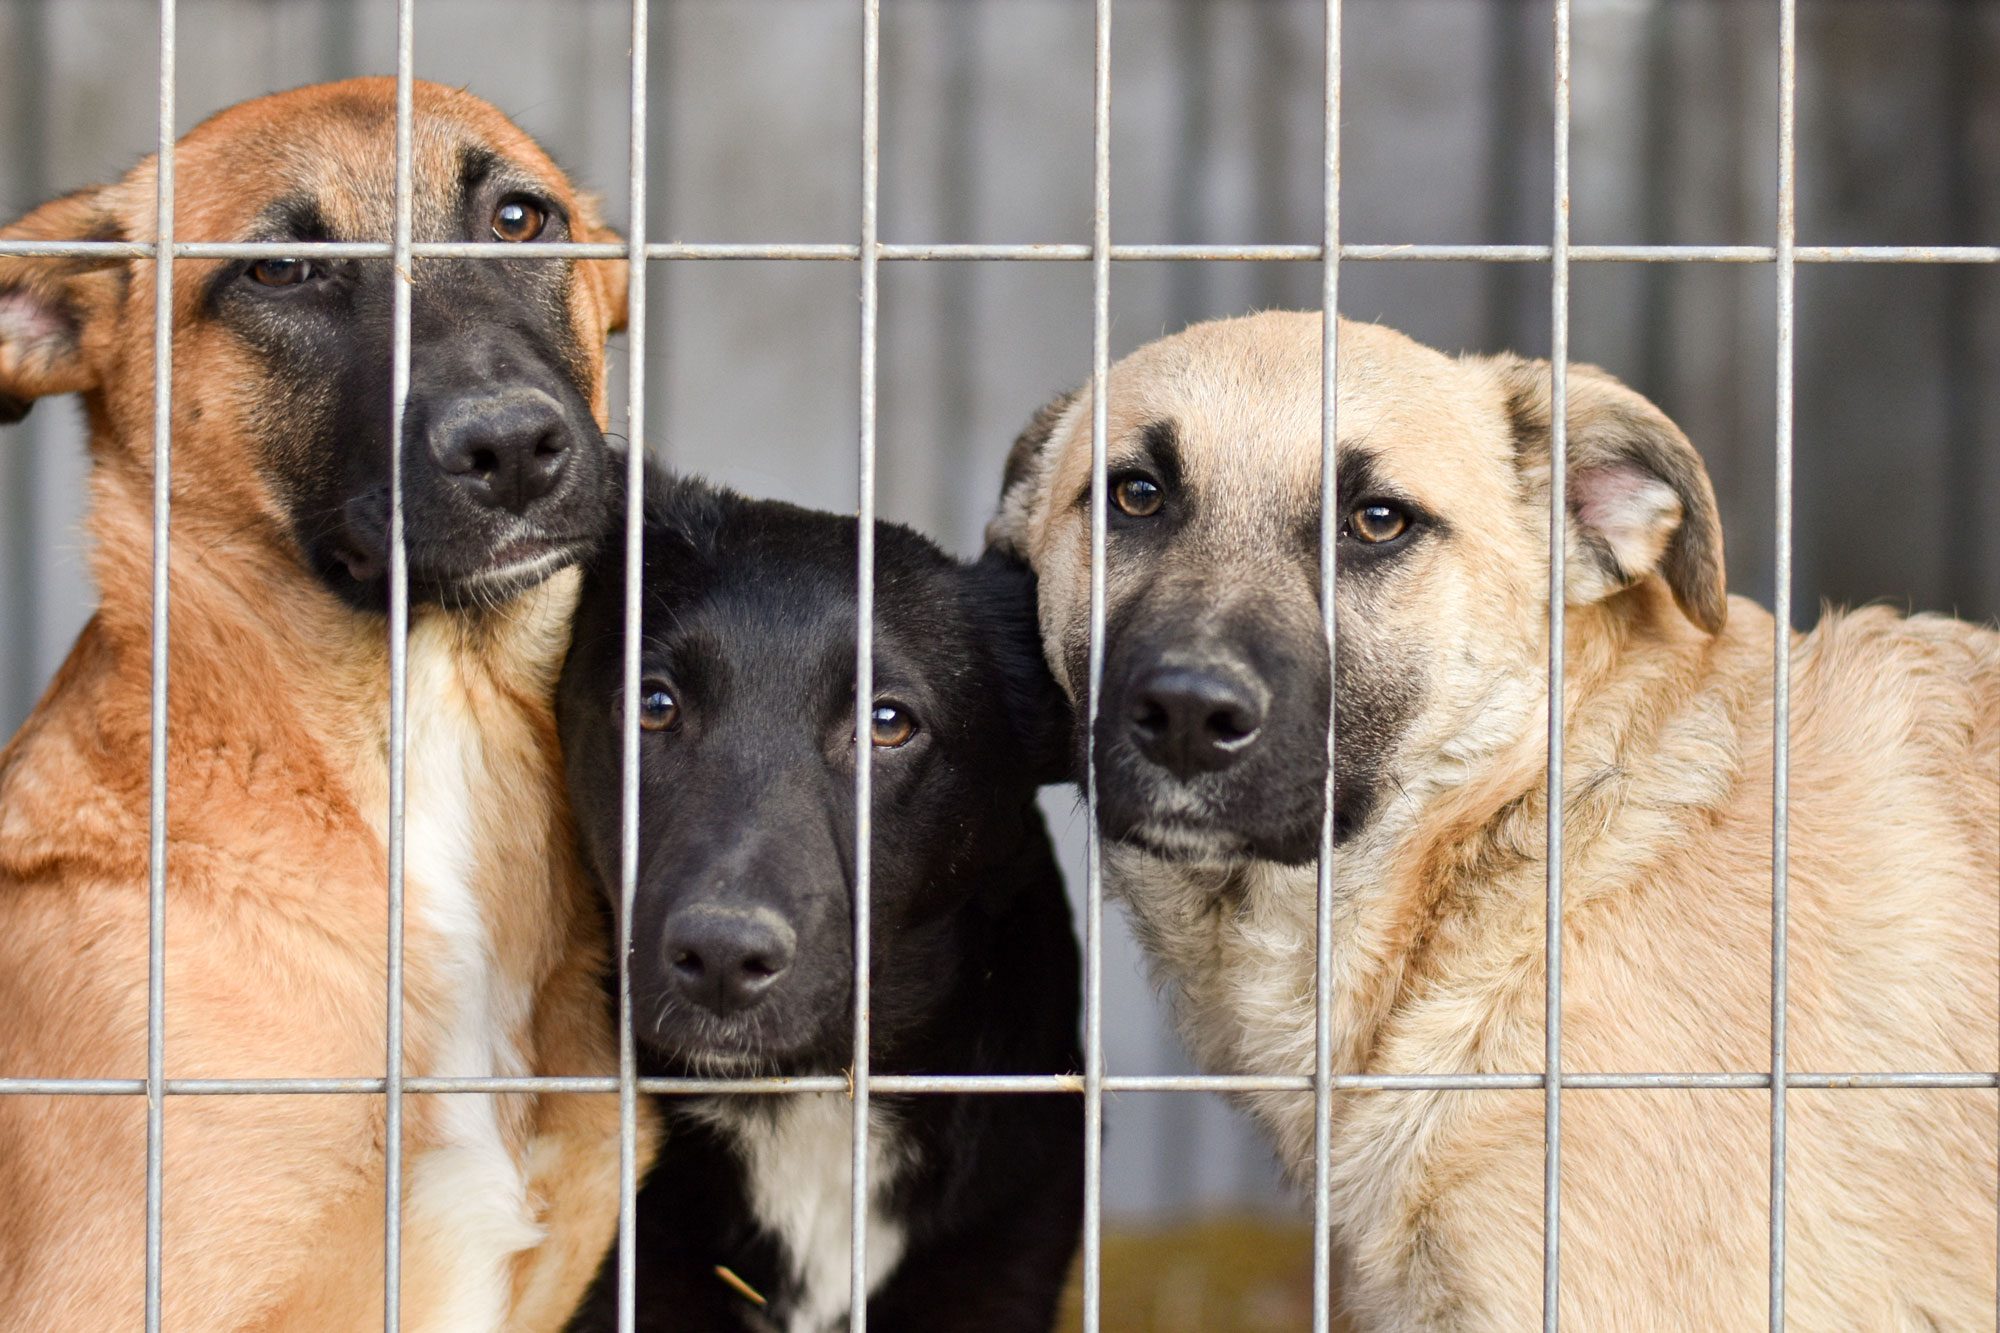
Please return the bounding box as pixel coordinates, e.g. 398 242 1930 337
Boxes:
850 0 882 1328
1311 0 1341 1330
383 3 417 1326
1544 0 1571 1326
1936 1 1982 622
143 1 176 1326
1082 0 1111 1326
615 0 650 1327
934 10 979 543
1164 0 1212 331
1771 0 1797 1325
1 0 50 736
1479 2 1532 352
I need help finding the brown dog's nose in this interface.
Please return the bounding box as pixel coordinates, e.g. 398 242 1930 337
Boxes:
663 905 796 1016
1130 664 1265 778
427 388 570 514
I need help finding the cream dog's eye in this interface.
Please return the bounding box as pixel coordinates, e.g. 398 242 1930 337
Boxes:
1347 502 1411 544
1112 473 1164 518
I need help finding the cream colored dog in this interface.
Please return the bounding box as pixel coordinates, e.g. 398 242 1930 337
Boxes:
990 310 1999 1329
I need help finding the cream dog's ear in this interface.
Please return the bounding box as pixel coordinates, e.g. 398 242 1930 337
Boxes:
0 183 131 425
985 386 1080 561
1490 354 1728 635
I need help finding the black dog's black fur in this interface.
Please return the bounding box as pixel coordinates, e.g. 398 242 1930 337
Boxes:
559 470 1083 1332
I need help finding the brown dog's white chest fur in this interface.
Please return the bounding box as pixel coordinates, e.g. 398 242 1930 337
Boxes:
386 613 564 1330
237 574 609 1332
0 564 627 1331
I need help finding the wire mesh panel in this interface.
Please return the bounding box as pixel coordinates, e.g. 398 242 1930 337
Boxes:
0 2 1996 1332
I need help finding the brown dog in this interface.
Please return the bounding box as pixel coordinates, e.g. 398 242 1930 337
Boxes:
0 81 648 1330
992 311 2000 1328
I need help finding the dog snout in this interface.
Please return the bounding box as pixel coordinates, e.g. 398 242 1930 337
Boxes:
424 388 571 515
1129 663 1266 778
661 903 797 1016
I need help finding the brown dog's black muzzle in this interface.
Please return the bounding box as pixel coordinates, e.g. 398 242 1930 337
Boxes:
269 247 612 611
423 386 575 516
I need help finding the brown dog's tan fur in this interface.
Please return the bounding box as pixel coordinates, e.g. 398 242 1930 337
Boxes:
994 311 2000 1328
0 81 652 1330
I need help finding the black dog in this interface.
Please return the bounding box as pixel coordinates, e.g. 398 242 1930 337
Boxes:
559 471 1083 1332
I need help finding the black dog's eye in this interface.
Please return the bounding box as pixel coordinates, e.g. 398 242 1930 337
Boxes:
1346 501 1412 545
637 680 681 733
1112 472 1164 519
869 702 917 749
247 258 316 288
492 197 548 243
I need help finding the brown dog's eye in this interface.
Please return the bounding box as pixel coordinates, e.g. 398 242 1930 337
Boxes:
248 258 315 287
870 702 917 749
492 198 547 243
1348 502 1411 545
1112 473 1164 518
637 682 681 733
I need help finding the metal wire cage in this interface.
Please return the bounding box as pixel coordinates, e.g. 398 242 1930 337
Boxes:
0 2 1996 1331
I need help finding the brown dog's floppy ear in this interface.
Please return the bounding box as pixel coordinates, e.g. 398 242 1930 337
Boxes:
0 184 128 424
985 387 1079 561
1494 355 1728 635
574 192 629 335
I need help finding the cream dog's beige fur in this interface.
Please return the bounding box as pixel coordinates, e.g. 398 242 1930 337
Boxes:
991 310 1999 1329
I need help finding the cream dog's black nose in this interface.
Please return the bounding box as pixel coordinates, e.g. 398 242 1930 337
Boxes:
662 904 796 1015
1129 664 1265 778
427 388 571 514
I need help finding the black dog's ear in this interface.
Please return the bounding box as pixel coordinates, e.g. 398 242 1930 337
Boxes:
967 547 1074 785
575 457 718 642
0 184 131 425
1488 354 1728 635
591 455 717 556
985 386 1080 561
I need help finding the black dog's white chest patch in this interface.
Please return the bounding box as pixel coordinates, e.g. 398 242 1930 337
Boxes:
706 1094 912 1333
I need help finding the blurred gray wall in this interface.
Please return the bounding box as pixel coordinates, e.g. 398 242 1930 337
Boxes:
1 0 1994 1221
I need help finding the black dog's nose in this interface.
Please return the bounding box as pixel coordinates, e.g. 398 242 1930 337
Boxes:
427 389 570 514
1130 664 1265 778
662 905 796 1016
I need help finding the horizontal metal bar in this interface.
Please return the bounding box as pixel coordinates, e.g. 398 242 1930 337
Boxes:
871 1074 1081 1094
878 241 1087 260
1801 244 2000 263
3 1071 1994 1096
1109 1074 1310 1092
0 240 159 258
1113 242 1322 261
651 242 859 261
5 240 1995 264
